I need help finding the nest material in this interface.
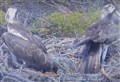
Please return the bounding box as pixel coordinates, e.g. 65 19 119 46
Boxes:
0 37 120 82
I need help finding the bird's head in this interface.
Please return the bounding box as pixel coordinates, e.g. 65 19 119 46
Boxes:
101 3 120 24
101 4 116 19
5 7 19 24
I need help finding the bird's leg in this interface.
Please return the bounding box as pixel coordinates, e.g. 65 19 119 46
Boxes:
19 60 26 73
100 44 116 81
101 44 109 64
9 52 21 69
9 53 26 72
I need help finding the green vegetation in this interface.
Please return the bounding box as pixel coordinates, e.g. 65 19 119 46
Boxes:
0 0 13 26
1 0 13 6
32 19 50 35
32 9 101 36
0 0 13 33
0 10 6 26
50 10 101 36
116 0 120 2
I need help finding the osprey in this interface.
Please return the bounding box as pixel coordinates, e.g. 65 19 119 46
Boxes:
2 7 58 72
75 4 120 75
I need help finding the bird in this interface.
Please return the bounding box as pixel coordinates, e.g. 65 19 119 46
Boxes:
75 3 120 76
2 7 58 73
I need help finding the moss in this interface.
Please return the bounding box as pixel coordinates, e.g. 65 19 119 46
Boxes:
0 10 6 26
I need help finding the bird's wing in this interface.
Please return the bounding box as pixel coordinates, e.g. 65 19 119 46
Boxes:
91 24 119 44
81 21 119 44
3 33 48 66
32 35 48 54
74 22 101 47
77 42 103 74
85 22 104 42
14 24 48 54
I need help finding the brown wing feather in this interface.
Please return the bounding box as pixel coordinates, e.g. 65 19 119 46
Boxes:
3 32 53 71
80 20 119 45
77 42 102 73
8 23 47 54
32 35 48 54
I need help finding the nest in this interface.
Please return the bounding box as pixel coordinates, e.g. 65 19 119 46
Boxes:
0 36 120 82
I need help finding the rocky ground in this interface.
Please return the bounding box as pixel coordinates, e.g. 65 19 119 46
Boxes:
0 35 120 82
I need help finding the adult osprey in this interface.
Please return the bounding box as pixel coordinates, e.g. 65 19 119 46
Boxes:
75 3 120 74
2 7 58 72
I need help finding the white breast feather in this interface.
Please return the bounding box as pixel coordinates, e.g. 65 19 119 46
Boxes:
8 28 28 40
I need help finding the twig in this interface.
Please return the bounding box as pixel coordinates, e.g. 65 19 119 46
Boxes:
100 67 117 82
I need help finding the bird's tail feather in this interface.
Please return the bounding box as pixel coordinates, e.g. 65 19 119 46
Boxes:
77 42 103 74
74 39 91 48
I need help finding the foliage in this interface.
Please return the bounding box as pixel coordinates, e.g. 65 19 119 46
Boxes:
0 10 6 26
116 0 120 2
32 19 50 35
49 9 101 36
32 10 101 36
0 0 13 9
